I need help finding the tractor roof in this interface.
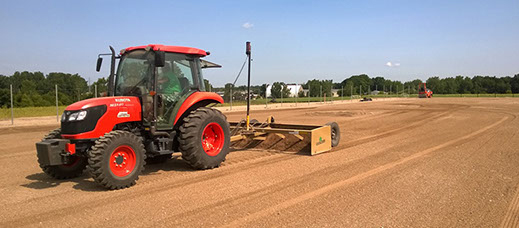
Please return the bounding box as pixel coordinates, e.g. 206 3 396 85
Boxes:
124 44 208 56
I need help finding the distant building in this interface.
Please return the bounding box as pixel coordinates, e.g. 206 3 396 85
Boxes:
331 89 340 97
266 83 303 98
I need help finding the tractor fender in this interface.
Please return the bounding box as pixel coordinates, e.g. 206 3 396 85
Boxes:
173 92 224 126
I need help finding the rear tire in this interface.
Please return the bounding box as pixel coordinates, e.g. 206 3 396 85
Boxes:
179 107 230 169
88 130 146 190
38 128 87 179
326 122 340 147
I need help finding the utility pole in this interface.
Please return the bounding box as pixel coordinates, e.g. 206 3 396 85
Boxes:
359 85 362 97
308 86 310 105
246 41 251 130
265 86 268 108
296 85 299 106
350 85 353 102
341 86 344 102
281 86 283 107
55 84 59 122
230 86 233 111
10 84 14 125
94 84 97 98
320 85 322 103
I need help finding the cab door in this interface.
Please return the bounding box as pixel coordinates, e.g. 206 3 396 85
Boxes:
156 53 199 130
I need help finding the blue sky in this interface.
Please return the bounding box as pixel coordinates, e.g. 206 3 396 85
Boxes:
0 0 518 86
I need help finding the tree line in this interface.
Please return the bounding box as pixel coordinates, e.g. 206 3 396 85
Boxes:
222 73 519 100
1 71 518 108
0 71 107 108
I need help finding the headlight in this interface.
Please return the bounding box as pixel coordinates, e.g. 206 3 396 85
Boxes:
67 110 87 121
61 113 67 122
76 110 87 121
68 112 79 121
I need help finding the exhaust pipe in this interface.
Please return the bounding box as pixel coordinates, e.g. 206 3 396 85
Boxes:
108 46 116 96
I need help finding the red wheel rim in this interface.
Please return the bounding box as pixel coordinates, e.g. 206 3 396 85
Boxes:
109 145 136 177
201 122 225 156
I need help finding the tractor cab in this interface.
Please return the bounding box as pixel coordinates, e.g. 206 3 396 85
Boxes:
95 45 222 130
112 47 205 128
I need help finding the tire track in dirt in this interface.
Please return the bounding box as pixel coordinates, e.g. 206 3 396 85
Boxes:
156 108 494 226
303 109 407 120
501 184 519 228
221 116 509 227
498 110 519 228
152 108 470 225
0 126 55 136
1 106 459 226
0 151 36 160
333 108 457 151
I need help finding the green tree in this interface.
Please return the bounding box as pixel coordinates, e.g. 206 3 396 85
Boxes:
259 84 267 98
511 74 519 93
372 76 387 92
270 82 290 99
0 89 9 108
92 77 108 97
426 77 444 94
298 89 306 97
457 76 473 94
403 79 422 94
343 81 355 95
306 80 321 97
203 79 213 92
223 83 233 102
321 80 333 97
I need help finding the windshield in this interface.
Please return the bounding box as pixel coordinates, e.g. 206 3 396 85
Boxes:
115 50 154 96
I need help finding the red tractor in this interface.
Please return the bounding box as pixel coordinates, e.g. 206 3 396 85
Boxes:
418 83 433 98
36 44 230 189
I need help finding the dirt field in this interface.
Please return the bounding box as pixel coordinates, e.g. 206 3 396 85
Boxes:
1 98 519 227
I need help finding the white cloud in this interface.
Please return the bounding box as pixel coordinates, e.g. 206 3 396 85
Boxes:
242 22 254 29
386 61 401 67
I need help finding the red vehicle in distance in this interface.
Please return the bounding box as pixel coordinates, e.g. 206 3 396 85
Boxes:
418 83 433 98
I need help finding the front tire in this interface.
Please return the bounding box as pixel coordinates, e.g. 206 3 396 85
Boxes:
179 107 230 169
38 128 87 179
88 130 146 190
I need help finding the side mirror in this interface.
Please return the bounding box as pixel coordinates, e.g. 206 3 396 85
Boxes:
96 57 103 72
155 51 165 67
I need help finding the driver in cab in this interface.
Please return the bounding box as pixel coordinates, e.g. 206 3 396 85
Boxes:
157 63 182 123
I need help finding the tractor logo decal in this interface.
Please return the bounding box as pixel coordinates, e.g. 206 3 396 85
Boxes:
115 98 131 102
117 111 130 118
316 136 326 146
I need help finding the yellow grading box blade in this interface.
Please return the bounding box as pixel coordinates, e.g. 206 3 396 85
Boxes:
229 121 337 155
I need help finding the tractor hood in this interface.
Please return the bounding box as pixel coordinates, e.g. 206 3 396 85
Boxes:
65 96 140 111
61 96 142 139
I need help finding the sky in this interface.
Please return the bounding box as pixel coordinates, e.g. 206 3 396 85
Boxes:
0 0 518 87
